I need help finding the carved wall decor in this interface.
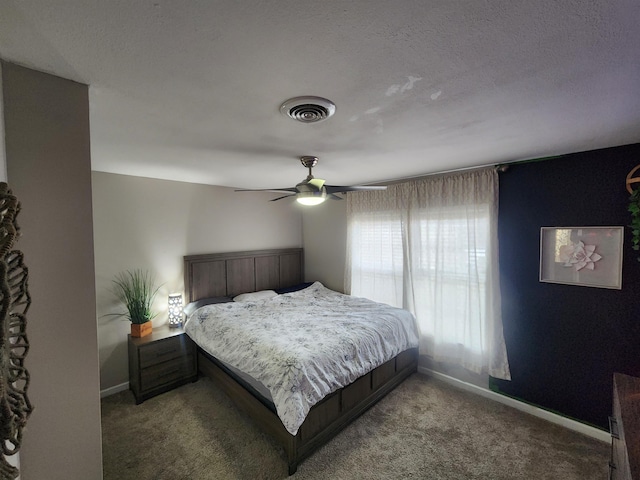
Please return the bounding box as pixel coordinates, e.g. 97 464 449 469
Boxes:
0 183 32 480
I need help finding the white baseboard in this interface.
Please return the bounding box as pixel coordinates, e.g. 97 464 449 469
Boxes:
418 366 610 443
100 382 129 398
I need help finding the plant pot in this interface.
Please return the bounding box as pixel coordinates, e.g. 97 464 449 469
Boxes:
131 322 153 338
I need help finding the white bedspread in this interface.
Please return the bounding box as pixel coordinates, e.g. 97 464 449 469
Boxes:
184 282 419 435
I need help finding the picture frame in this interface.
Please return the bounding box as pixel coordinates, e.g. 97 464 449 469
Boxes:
539 226 624 289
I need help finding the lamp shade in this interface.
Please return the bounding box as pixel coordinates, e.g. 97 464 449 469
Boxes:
168 293 184 328
296 183 327 205
296 194 326 205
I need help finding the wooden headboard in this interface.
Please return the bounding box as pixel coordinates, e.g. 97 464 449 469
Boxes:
183 248 304 303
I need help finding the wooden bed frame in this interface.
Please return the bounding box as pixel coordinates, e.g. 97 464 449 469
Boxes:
183 248 418 475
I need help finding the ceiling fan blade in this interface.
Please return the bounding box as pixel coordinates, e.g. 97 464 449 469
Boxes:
235 188 297 193
308 178 325 190
269 194 296 202
325 185 387 194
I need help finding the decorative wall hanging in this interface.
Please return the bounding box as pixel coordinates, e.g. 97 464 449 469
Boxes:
539 226 623 289
0 183 32 480
625 164 640 194
626 164 640 261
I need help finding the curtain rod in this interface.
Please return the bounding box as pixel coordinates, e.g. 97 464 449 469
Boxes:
371 153 564 186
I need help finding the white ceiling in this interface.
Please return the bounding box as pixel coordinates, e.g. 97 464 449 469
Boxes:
1 1 640 189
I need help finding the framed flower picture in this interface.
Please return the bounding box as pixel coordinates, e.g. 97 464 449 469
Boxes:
539 226 624 289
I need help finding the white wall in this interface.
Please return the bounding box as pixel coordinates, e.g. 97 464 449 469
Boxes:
92 172 303 390
302 198 347 292
3 62 102 480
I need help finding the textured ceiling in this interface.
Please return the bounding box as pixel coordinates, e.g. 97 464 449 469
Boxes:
1 1 640 189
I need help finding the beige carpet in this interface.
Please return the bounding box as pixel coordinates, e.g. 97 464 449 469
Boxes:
101 374 609 479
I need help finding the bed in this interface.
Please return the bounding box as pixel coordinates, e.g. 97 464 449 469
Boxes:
183 248 419 475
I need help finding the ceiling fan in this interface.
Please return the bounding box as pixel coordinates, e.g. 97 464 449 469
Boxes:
235 156 387 205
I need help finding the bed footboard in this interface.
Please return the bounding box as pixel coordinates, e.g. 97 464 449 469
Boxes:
197 347 418 475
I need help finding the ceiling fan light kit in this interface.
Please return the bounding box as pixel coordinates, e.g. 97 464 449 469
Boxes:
294 175 327 205
296 189 327 205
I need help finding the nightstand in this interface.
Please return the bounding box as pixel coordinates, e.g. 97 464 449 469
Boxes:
128 325 198 404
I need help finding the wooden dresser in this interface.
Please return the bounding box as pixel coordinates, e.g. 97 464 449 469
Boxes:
610 373 640 480
128 326 198 404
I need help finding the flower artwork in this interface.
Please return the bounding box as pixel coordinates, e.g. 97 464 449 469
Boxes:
540 227 623 289
558 241 602 271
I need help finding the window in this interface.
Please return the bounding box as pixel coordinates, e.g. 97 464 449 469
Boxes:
346 169 510 379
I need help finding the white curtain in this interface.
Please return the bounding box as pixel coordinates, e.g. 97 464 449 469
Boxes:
345 168 510 380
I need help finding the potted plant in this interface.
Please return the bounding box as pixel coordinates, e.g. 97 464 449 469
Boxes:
110 269 160 337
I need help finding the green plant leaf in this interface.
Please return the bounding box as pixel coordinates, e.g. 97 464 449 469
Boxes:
628 191 640 260
110 269 161 324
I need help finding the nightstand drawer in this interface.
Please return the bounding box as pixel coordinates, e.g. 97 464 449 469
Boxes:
129 327 198 404
141 354 196 391
139 335 194 368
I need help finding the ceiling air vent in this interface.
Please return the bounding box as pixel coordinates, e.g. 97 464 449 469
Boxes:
280 96 336 123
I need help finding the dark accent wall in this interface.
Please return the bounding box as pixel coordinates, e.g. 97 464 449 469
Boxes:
493 143 640 430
